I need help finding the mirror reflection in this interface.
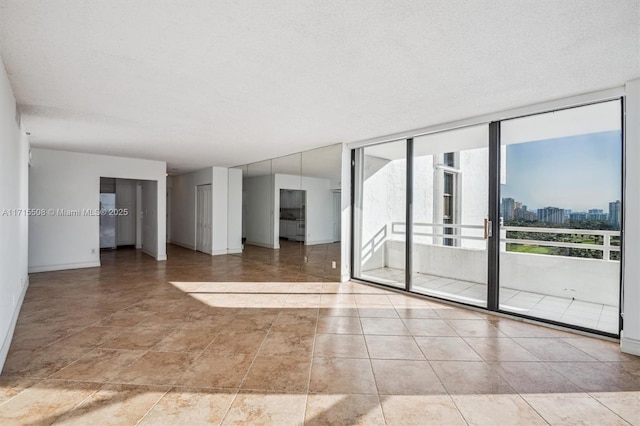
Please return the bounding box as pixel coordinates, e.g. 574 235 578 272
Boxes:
234 144 342 281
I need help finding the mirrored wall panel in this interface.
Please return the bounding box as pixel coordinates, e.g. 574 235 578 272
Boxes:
233 144 342 281
301 144 342 280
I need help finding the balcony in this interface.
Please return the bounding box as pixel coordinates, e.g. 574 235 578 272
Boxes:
359 223 620 334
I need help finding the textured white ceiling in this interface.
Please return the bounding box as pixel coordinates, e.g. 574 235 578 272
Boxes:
0 1 638 172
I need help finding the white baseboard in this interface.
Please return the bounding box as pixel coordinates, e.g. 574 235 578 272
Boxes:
28 260 101 273
0 275 29 374
169 241 196 250
305 239 337 246
227 248 243 254
621 333 640 356
245 241 275 249
142 249 160 260
156 254 167 261
212 249 228 256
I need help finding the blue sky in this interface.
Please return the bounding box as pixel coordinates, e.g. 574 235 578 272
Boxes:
500 130 622 212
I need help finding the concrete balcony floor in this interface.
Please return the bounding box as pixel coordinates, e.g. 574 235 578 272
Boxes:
361 267 618 334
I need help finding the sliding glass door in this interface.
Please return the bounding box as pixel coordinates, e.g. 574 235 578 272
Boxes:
499 100 622 334
351 98 623 336
353 139 406 289
410 125 489 307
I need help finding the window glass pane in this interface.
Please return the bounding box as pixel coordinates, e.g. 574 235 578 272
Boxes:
353 139 406 288
411 125 488 307
499 100 622 334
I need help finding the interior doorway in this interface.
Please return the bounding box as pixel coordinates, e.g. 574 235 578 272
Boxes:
279 189 306 243
99 178 140 249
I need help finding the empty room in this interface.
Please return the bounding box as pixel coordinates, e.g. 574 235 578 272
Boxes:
0 1 639 425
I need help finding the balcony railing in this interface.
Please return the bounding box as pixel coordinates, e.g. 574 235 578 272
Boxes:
388 222 620 261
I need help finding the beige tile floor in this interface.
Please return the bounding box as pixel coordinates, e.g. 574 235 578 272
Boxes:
0 245 638 425
362 267 619 334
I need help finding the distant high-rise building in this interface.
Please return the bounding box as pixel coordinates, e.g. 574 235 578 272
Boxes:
587 209 607 221
569 212 587 222
564 209 572 222
609 200 621 228
501 197 515 221
537 207 565 224
514 207 537 221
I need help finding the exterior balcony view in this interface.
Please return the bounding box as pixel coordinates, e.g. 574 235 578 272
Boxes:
359 222 620 334
353 102 623 335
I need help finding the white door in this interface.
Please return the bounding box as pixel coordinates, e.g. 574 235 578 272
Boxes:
333 191 341 242
116 179 136 246
196 184 212 254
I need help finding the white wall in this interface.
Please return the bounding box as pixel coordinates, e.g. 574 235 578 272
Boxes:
302 175 334 245
245 175 273 248
0 61 30 373
623 79 640 355
170 168 212 250
211 167 229 255
141 180 158 258
29 149 166 272
227 168 243 253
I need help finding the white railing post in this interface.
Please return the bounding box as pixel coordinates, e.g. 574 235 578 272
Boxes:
603 233 611 262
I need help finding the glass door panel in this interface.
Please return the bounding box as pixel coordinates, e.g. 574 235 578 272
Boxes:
411 125 489 307
353 139 406 289
499 100 622 334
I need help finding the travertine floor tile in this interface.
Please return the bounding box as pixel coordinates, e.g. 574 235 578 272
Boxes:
402 318 458 337
364 336 424 360
313 334 369 358
51 349 145 382
0 380 100 425
178 353 253 389
258 332 314 357
490 361 582 394
50 384 168 425
139 387 237 425
114 351 199 386
590 391 640 425
2 346 91 378
305 394 385 426
431 361 515 395
414 336 482 361
371 359 446 395
316 316 362 334
380 395 466 425
452 394 547 426
0 376 39 405
360 318 410 336
151 327 220 353
242 355 311 392
2 245 635 425
309 358 376 394
522 393 630 425
464 337 539 362
222 392 306 425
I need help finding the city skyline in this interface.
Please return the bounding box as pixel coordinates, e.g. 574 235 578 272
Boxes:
500 196 620 217
501 130 621 211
